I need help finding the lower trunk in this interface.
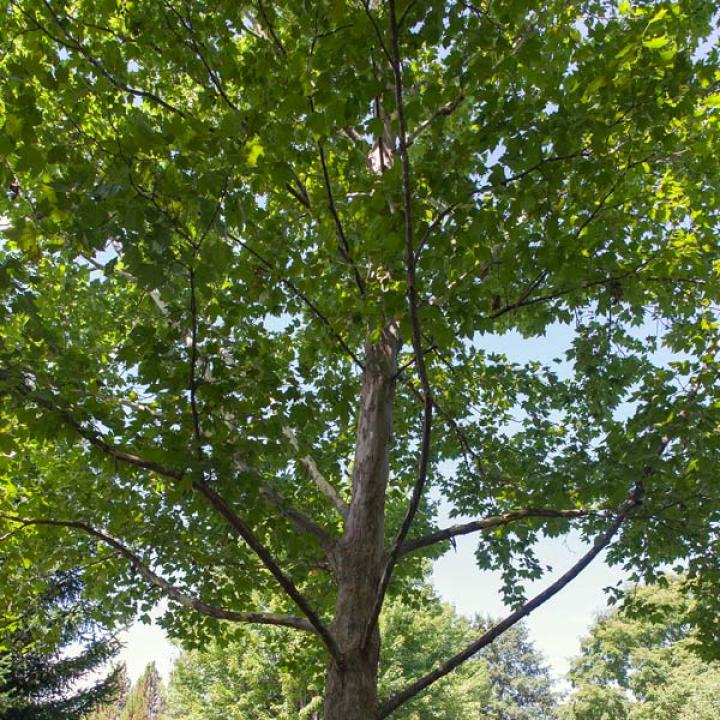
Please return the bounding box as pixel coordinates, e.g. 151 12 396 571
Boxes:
324 325 399 720
324 648 380 720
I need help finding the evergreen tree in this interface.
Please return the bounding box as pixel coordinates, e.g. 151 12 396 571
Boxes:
476 621 557 720
0 571 123 720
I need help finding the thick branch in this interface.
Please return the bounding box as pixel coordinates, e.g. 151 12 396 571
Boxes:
259 486 337 551
283 426 349 520
379 494 641 717
189 480 343 663
399 507 592 556
0 514 316 633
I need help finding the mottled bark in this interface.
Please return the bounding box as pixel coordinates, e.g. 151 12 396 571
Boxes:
324 325 399 720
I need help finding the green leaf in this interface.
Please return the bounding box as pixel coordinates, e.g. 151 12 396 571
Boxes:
643 36 670 49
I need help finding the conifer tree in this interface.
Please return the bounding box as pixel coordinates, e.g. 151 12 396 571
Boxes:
0 571 123 720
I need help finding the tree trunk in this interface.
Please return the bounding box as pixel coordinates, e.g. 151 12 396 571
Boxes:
324 325 399 720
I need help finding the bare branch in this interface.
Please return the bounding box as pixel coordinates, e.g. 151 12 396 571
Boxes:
283 426 349 520
379 493 642 717
399 507 592 556
0 514 316 633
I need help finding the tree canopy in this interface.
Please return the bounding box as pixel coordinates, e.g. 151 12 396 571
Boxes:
0 0 719 718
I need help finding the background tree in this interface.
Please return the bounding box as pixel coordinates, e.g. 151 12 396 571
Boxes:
561 578 720 720
166 590 556 720
84 664 165 720
476 621 557 720
83 667 130 720
0 571 124 720
119 664 165 720
1 0 719 718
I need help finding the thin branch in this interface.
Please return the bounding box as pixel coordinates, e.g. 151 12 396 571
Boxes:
0 369 184 480
256 0 287 56
161 0 240 112
407 93 465 147
285 181 312 212
415 151 591 258
362 0 433 650
399 507 592 556
360 0 393 63
379 493 642 717
226 231 364 369
188 267 203 459
317 139 367 296
26 1 184 117
0 514 316 633
282 426 349 519
398 0 418 27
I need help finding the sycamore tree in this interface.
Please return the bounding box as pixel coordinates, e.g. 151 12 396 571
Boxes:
0 0 719 718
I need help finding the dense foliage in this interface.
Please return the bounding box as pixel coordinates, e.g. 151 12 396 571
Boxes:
0 571 123 720
561 579 720 720
1 0 719 716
